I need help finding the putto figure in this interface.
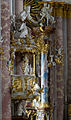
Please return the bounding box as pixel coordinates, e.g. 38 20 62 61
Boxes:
40 3 55 26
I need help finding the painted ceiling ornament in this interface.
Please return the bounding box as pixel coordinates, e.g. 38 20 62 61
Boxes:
24 55 30 75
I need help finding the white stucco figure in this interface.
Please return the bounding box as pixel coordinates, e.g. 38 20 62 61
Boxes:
17 103 23 116
24 55 29 75
20 5 38 24
33 83 41 108
17 101 26 116
19 23 29 38
19 5 39 38
58 48 62 55
40 3 55 25
30 64 33 75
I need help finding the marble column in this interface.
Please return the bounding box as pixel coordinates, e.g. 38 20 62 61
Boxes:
1 1 11 120
36 53 49 120
41 53 48 104
50 67 54 120
0 0 2 119
15 0 23 15
56 16 64 120
49 34 56 120
67 11 71 103
10 0 15 15
63 10 68 120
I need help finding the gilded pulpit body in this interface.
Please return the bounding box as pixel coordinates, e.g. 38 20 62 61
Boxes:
1 0 71 120
10 0 64 120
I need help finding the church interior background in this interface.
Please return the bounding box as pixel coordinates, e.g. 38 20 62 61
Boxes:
0 0 71 120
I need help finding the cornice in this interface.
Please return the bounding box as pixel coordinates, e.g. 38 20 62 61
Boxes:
39 1 71 17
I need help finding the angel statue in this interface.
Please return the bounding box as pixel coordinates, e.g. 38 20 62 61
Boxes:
40 3 55 26
24 55 30 75
19 22 29 38
33 83 41 108
17 101 26 116
19 5 38 38
20 5 38 24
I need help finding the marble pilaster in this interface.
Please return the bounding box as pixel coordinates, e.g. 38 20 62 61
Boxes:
15 0 23 15
67 17 71 102
56 17 64 120
1 1 11 120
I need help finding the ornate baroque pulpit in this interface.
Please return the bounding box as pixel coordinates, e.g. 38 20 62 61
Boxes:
10 0 64 119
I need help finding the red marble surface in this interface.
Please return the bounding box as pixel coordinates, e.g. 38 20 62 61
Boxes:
15 0 23 15
67 18 71 102
48 16 64 120
1 1 11 120
56 17 64 120
1 1 67 120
